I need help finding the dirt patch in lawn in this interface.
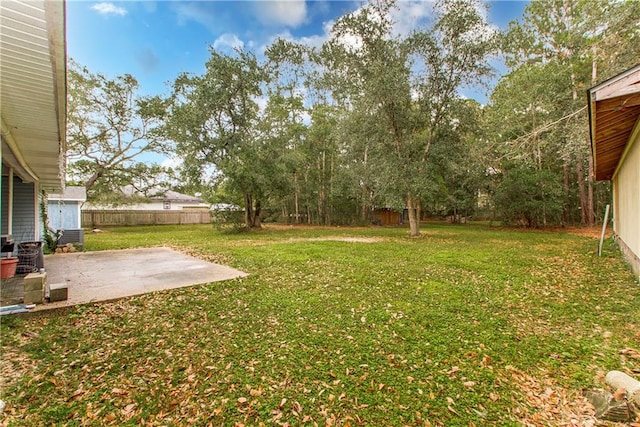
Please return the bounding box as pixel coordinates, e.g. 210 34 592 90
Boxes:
234 236 386 247
303 236 384 243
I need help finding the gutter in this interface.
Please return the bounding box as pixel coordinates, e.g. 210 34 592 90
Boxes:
1 117 39 183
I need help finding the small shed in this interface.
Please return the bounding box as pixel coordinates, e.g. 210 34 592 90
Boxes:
47 186 86 231
588 64 640 278
372 208 405 226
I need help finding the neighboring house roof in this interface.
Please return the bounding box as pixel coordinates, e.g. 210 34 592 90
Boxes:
0 0 67 191
48 186 87 202
152 190 205 204
118 185 205 204
588 64 640 181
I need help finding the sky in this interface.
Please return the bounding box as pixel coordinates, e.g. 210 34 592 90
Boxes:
66 0 529 168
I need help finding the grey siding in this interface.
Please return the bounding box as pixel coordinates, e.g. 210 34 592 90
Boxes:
12 177 36 242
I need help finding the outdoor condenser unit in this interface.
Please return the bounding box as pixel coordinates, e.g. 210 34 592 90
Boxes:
58 229 84 245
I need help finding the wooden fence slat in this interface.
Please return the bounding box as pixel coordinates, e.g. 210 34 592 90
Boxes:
82 210 211 227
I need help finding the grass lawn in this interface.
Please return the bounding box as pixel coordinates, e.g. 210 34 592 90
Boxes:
1 223 639 426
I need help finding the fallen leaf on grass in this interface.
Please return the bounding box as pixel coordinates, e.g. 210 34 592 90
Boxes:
111 388 127 396
122 403 136 419
448 405 461 416
68 387 85 401
613 388 627 401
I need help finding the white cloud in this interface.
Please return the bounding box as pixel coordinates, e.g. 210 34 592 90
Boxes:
91 2 127 16
255 0 307 27
161 156 183 170
173 2 217 32
390 1 434 37
300 110 311 126
252 95 269 114
213 34 245 51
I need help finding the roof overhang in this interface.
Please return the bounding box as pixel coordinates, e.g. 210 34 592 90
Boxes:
588 64 640 181
47 185 86 202
0 0 67 192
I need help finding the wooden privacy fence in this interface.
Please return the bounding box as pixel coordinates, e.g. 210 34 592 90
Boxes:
82 210 211 227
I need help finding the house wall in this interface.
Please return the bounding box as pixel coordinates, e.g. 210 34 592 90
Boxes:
613 119 640 277
48 200 81 230
1 176 38 242
1 177 7 234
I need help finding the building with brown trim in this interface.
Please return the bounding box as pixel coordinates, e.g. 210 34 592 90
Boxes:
588 64 640 278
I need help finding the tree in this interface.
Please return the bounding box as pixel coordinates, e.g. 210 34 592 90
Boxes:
318 0 495 235
66 60 169 201
494 163 563 228
496 0 640 226
422 99 488 221
166 48 271 228
262 40 311 224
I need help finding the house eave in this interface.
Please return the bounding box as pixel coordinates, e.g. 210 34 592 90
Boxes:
0 0 67 192
588 64 640 182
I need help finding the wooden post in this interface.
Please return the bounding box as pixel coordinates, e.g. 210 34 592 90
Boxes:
598 204 610 256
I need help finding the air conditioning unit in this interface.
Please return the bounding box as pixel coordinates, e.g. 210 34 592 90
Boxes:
59 229 84 245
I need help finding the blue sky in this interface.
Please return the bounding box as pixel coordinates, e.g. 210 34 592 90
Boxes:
66 0 528 167
67 1 528 96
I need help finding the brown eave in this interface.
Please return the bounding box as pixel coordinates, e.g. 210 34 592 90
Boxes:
588 64 640 181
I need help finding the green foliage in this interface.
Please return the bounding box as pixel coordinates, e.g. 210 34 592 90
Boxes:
66 60 171 201
1 224 638 425
39 190 56 253
210 205 246 233
494 163 563 227
167 48 271 228
489 0 640 227
66 0 640 228
315 0 496 235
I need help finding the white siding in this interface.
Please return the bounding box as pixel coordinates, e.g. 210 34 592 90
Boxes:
613 118 640 276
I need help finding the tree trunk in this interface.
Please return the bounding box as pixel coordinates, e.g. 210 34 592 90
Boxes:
243 193 262 228
361 146 369 223
563 163 570 225
320 150 326 225
294 173 300 224
588 46 597 227
407 193 420 236
588 154 595 226
244 193 254 228
577 156 587 226
254 199 262 228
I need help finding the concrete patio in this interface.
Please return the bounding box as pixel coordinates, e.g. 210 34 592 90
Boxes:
2 247 248 311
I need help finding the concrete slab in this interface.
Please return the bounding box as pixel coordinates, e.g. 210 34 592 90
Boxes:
35 247 248 311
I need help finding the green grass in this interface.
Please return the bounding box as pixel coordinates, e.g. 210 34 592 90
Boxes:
1 223 639 426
